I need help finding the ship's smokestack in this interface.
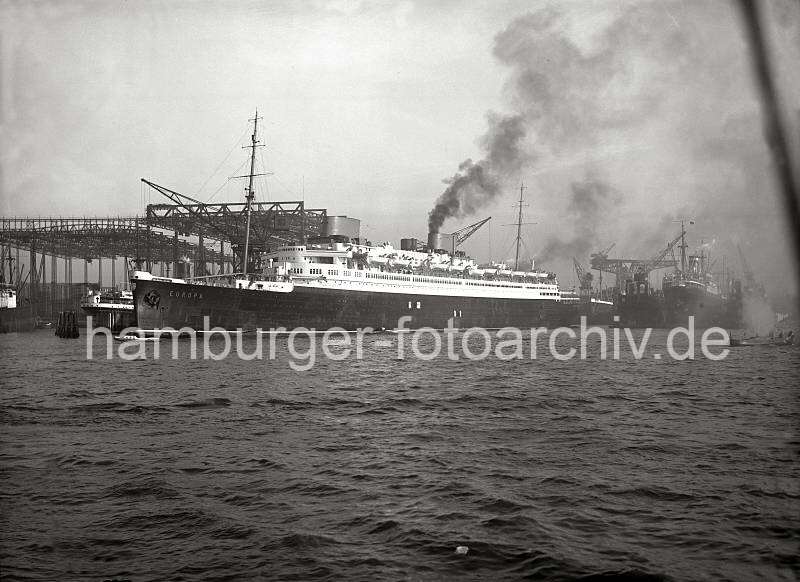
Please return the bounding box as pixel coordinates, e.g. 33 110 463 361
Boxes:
428 232 455 254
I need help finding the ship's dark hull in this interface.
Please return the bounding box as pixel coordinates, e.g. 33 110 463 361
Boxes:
617 293 665 328
561 299 615 326
581 299 614 326
662 285 741 328
132 280 574 332
0 305 34 333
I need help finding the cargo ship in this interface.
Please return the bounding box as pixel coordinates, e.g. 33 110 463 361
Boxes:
130 115 575 333
661 223 742 328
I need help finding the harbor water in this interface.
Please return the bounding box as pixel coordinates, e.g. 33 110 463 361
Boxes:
0 330 798 581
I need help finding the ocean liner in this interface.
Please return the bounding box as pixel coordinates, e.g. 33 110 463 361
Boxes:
131 114 573 333
133 241 568 332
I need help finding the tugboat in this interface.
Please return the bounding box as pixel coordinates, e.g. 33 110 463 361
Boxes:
616 268 665 328
80 288 136 332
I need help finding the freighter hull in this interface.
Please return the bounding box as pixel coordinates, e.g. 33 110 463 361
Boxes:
132 279 570 332
582 298 614 326
662 285 741 328
617 293 665 328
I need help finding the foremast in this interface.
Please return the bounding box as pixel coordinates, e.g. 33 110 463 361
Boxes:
242 111 262 277
514 182 526 271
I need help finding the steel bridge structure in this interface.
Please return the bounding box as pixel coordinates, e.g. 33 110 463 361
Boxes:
0 188 328 325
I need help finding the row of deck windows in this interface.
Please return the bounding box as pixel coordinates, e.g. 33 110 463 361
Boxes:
283 267 558 295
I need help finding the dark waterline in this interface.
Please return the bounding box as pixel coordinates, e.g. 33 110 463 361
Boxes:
1 330 798 581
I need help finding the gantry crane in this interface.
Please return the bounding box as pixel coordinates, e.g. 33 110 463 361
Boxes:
589 237 678 285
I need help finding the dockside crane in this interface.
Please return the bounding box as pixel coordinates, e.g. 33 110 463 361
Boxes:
641 230 684 274
594 242 616 259
572 257 594 295
452 216 492 249
588 243 615 295
590 241 679 276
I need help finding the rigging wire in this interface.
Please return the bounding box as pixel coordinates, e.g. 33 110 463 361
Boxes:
258 147 270 202
259 139 306 201
196 124 251 202
270 173 300 198
207 157 250 203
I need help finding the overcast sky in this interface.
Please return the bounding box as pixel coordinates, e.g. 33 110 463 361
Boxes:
1 0 798 294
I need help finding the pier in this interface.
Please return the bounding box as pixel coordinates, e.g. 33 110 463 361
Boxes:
0 188 326 331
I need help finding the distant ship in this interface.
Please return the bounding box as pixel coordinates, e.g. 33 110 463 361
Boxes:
0 282 17 333
131 114 576 333
661 223 742 328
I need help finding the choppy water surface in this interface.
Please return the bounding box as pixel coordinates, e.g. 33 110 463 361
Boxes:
1 330 798 581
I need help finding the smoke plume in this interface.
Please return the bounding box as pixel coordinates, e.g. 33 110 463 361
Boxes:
428 113 528 233
742 295 776 336
428 2 799 300
538 171 621 263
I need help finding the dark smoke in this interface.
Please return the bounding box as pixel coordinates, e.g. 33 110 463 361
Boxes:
538 172 621 264
427 3 799 299
428 113 528 233
428 5 663 235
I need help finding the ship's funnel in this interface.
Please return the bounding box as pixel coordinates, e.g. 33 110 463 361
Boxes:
323 216 361 241
428 232 455 254
401 238 421 251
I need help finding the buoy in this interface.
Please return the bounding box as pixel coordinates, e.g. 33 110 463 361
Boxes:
455 546 469 555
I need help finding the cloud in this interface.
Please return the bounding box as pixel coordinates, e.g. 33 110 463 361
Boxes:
428 1 799 296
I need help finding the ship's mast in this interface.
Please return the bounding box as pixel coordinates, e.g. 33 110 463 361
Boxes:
242 111 261 277
514 182 526 271
679 219 688 274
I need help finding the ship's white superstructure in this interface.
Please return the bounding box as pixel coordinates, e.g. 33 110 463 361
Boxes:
0 284 16 310
81 289 135 311
134 241 563 302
